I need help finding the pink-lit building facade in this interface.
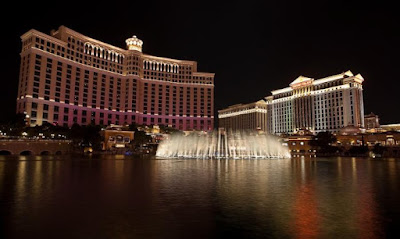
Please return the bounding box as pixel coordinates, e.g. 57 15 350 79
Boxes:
16 26 214 131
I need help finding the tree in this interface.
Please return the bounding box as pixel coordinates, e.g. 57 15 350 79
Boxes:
128 123 137 131
311 131 337 147
372 143 385 155
310 131 338 155
70 123 84 141
82 124 102 150
133 130 152 146
0 113 27 136
12 113 27 128
159 125 183 135
349 145 369 156
68 123 102 150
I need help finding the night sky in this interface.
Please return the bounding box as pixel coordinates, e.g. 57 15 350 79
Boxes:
1 0 399 124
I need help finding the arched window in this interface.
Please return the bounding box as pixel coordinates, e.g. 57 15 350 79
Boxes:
387 138 395 146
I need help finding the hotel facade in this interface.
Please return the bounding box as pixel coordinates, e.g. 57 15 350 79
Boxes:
218 71 365 135
218 100 268 132
16 26 214 131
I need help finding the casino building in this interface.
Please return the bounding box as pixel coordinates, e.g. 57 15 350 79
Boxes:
218 71 365 135
266 70 364 135
16 26 214 131
218 100 268 132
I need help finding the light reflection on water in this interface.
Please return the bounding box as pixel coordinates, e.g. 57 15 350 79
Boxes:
0 155 399 238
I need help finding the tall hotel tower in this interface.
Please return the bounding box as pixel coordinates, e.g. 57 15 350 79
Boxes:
218 70 365 135
266 70 364 135
16 26 214 131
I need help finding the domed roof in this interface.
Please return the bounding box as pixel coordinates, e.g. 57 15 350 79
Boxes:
125 35 143 52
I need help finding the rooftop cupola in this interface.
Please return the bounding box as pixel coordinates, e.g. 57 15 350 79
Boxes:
125 35 143 52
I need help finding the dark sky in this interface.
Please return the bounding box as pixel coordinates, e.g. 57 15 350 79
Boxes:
1 0 399 124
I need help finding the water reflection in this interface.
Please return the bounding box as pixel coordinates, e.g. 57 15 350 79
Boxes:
0 156 398 238
293 181 319 239
291 158 320 239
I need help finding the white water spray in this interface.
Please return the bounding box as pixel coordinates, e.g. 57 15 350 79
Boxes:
156 129 291 159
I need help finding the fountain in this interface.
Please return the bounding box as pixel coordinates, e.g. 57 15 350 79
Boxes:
156 129 291 159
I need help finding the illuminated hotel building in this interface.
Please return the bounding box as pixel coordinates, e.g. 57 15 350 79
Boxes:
266 70 365 135
218 100 268 131
218 71 364 135
364 112 380 131
16 26 214 131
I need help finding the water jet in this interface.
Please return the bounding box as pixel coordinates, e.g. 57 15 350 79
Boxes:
156 129 291 159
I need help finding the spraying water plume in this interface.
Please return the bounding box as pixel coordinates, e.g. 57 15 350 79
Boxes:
156 129 291 159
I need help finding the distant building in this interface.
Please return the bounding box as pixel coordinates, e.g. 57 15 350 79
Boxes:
336 125 364 149
381 124 400 132
335 125 399 146
218 100 268 132
101 125 134 151
364 112 380 131
286 129 315 157
364 132 400 147
266 70 365 135
16 26 214 131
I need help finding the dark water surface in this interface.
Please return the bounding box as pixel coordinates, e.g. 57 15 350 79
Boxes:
0 155 399 239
